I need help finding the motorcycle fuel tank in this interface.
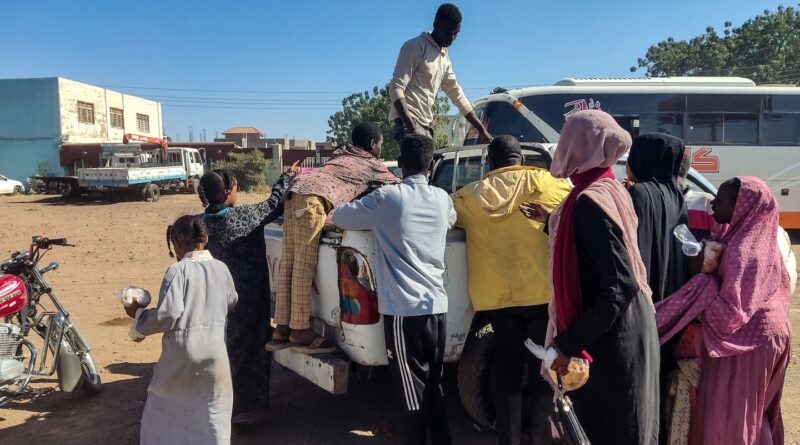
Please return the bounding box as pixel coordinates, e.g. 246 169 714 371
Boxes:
0 275 27 318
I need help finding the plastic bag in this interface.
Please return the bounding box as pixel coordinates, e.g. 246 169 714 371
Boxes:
113 286 152 308
674 224 702 257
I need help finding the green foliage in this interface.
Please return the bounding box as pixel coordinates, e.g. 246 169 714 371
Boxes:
327 85 452 161
632 5 800 84
214 149 272 192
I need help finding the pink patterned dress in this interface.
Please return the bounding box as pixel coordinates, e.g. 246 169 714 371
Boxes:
656 176 791 445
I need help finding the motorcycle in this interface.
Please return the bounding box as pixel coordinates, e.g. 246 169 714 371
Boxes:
0 236 102 406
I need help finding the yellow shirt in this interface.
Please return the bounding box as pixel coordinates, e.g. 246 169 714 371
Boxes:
452 165 571 311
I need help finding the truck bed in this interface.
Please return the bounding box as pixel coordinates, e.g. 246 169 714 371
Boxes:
265 220 474 366
78 166 188 188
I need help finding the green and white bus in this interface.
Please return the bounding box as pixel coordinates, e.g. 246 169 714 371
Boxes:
456 77 800 228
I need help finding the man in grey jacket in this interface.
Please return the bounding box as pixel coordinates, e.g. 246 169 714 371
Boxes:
332 134 456 444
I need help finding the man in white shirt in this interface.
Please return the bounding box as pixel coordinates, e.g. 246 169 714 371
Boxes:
332 134 456 444
389 3 492 144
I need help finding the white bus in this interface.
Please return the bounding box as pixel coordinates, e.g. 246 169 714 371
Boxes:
455 77 800 228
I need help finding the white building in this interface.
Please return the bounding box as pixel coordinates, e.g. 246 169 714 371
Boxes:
0 77 163 181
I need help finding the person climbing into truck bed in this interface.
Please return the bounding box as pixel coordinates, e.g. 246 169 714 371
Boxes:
451 135 570 445
266 122 399 352
331 134 456 444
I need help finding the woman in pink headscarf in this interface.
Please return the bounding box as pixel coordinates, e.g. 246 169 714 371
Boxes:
522 110 659 444
657 176 791 445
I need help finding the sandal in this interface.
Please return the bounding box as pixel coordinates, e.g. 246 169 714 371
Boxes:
291 335 336 354
265 339 291 352
265 326 291 352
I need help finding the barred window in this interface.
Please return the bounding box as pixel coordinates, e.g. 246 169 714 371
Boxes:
136 113 150 133
77 101 95 124
110 108 124 129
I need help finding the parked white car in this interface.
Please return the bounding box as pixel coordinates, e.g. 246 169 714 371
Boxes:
0 173 24 195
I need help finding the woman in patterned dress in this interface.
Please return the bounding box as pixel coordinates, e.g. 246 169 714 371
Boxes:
198 164 297 423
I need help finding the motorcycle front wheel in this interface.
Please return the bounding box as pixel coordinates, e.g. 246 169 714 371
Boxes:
64 330 102 396
78 353 102 395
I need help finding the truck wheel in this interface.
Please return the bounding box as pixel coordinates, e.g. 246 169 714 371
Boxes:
12 186 22 196
458 320 496 430
142 184 160 202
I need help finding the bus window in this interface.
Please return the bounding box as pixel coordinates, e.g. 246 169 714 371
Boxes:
521 93 685 134
761 113 800 145
766 95 800 112
639 113 683 137
724 114 759 144
687 94 760 113
687 114 723 143
463 104 488 145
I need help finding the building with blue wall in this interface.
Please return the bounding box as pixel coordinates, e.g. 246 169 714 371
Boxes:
0 77 162 185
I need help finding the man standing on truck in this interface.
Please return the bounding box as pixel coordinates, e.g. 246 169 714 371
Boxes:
389 3 492 144
332 134 456 445
451 135 570 445
266 123 399 352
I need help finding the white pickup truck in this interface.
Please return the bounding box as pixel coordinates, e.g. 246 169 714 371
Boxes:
76 144 205 202
264 143 774 428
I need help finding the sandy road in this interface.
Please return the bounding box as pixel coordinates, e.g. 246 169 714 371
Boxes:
0 193 797 444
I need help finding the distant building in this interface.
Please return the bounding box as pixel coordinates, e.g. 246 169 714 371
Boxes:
214 128 315 152
0 77 162 181
215 127 266 148
263 137 314 151
315 141 335 151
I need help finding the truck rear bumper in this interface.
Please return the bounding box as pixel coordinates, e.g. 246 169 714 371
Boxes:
272 348 349 395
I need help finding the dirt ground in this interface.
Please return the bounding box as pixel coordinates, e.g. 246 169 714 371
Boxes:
0 193 797 444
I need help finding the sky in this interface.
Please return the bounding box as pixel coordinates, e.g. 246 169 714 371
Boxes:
0 0 786 142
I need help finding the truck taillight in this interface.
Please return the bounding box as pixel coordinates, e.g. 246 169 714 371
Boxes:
336 247 380 325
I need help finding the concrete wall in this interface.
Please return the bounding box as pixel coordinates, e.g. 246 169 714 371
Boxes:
0 77 163 181
0 78 61 181
215 133 266 148
58 78 162 143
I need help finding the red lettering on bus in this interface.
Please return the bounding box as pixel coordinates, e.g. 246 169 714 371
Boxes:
691 148 720 173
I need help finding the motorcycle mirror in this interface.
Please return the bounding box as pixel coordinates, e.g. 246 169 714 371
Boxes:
42 261 60 273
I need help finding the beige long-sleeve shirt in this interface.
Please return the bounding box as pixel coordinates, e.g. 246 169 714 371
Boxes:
389 32 473 128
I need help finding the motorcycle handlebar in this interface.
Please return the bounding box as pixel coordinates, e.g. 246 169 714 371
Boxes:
35 238 75 248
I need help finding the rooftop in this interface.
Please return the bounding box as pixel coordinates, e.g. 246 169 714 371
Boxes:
222 127 264 135
554 77 756 87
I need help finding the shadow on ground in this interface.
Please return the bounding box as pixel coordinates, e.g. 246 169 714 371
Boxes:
0 362 494 445
0 362 154 445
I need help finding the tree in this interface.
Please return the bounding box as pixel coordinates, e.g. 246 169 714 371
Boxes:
631 5 800 84
327 85 452 160
213 149 272 192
